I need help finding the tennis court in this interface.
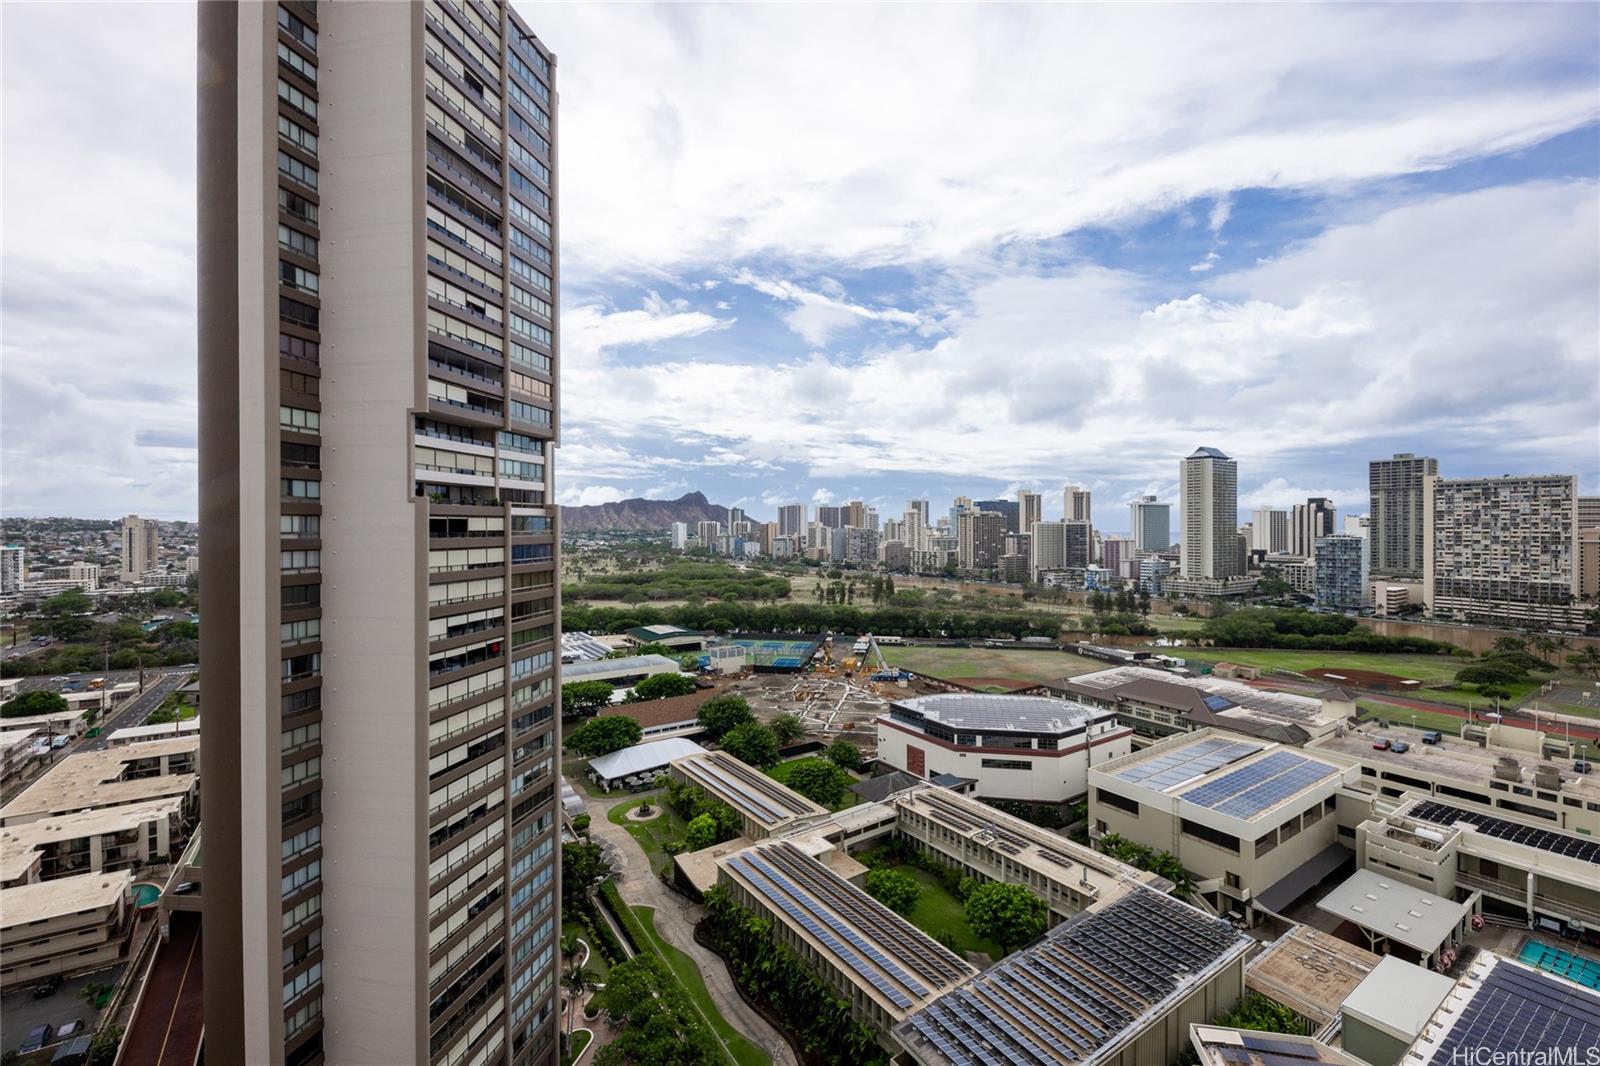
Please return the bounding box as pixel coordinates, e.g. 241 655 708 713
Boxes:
724 633 824 672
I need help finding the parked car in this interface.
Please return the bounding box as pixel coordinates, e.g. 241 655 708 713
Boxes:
1575 760 1593 775
20 1023 54 1053
1391 741 1411 753
51 735 69 749
54 1019 85 1041
31 975 62 999
50 1036 93 1066
1421 731 1442 745
1372 738 1391 750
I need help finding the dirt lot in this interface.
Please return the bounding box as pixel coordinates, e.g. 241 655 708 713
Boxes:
713 668 945 746
1305 667 1414 689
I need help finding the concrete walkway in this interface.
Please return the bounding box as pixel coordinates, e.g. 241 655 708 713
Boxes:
584 790 797 1066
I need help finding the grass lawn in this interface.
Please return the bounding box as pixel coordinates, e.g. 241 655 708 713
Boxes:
898 866 1002 961
766 757 861 811
561 918 610 980
1357 701 1470 736
561 755 609 798
607 798 689 875
563 1029 592 1066
1179 648 1472 684
630 905 771 1066
881 645 1108 689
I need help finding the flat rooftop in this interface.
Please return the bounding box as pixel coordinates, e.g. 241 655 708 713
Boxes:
1402 953 1600 1066
0 727 37 749
1341 956 1456 1043
672 750 830 831
563 654 682 680
108 718 200 744
0 868 131 926
588 737 707 782
1245 924 1381 1027
1191 1027 1366 1066
891 693 1109 735
1400 796 1600 867
1102 732 1347 823
1059 665 1341 732
892 783 1160 904
1311 728 1600 802
0 737 199 825
718 840 977 1020
1 797 185 882
1315 868 1468 954
896 887 1253 1066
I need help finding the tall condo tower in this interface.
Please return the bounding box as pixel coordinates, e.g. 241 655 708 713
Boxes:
1179 448 1239 580
199 3 563 1063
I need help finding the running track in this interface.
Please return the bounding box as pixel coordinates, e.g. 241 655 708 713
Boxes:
119 912 203 1066
1247 678 1600 744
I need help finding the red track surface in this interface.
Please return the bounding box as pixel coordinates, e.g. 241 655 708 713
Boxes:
120 912 203 1066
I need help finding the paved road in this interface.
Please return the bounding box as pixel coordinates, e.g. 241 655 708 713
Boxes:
583 790 797 1066
74 673 190 752
4 665 193 696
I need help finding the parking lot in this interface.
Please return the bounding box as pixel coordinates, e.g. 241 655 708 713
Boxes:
0 963 123 1057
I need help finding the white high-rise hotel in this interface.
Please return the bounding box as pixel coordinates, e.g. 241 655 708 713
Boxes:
1179 448 1240 581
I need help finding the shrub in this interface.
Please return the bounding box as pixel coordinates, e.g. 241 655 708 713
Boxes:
720 722 780 769
864 868 921 915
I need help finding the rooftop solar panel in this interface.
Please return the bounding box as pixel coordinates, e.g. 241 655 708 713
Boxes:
1427 961 1600 1066
1409 800 1600 866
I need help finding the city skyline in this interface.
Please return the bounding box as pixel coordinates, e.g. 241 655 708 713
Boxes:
3 3 1599 521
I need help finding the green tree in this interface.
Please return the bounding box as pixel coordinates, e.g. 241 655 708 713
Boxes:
720 721 780 769
696 694 755 740
825 737 863 771
40 588 93 616
565 715 643 756
2 690 67 719
683 812 718 852
86 1025 124 1066
769 712 806 746
626 672 697 702
963 881 1047 954
864 868 921 915
785 758 851 807
1567 647 1600 680
1212 993 1302 1034
561 840 612 906
562 680 616 717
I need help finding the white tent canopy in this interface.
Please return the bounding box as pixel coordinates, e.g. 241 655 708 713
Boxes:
588 737 709 788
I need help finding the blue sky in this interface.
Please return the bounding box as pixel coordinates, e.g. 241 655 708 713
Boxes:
1 3 1596 531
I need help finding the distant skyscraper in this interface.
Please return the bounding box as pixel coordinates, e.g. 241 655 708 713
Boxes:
0 546 23 594
1291 498 1336 559
817 505 845 529
949 496 974 531
1064 486 1092 524
1101 536 1137 579
845 500 867 529
1315 534 1368 610
1343 514 1369 537
958 511 1006 570
1018 491 1042 533
697 520 723 550
119 515 160 583
671 522 690 550
1128 496 1172 553
1180 448 1240 580
1250 507 1289 553
1424 473 1581 627
906 499 929 528
974 499 1020 534
778 503 806 536
1369 453 1438 580
727 506 746 529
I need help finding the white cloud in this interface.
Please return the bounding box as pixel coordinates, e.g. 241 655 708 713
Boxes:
1208 197 1233 236
729 269 921 346
556 485 635 507
528 2 1597 274
1189 252 1220 273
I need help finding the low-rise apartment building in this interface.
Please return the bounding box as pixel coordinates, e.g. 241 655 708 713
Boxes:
0 737 199 828
1 797 188 887
875 693 1131 805
0 870 134 991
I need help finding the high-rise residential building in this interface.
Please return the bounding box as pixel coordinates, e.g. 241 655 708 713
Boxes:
1314 534 1369 611
1369 453 1438 580
974 498 1020 534
958 511 1006 571
1423 474 1582 627
861 505 879 532
817 505 845 529
199 5 562 1063
1180 448 1239 581
1343 514 1370 538
1064 485 1092 524
1028 520 1090 580
1017 490 1042 533
778 503 805 536
1101 536 1137 579
1291 498 1336 559
949 496 974 531
844 500 866 529
697 520 723 550
1580 499 1600 604
1128 496 1172 553
726 506 746 529
1250 507 1288 553
119 515 160 583
882 519 906 544
1580 497 1600 530
671 521 690 550
0 546 23 594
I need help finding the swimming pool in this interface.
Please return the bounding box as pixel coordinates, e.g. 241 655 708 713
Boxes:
130 882 161 909
1519 940 1600 990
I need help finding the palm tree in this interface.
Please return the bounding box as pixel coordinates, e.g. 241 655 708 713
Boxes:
562 961 598 1052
